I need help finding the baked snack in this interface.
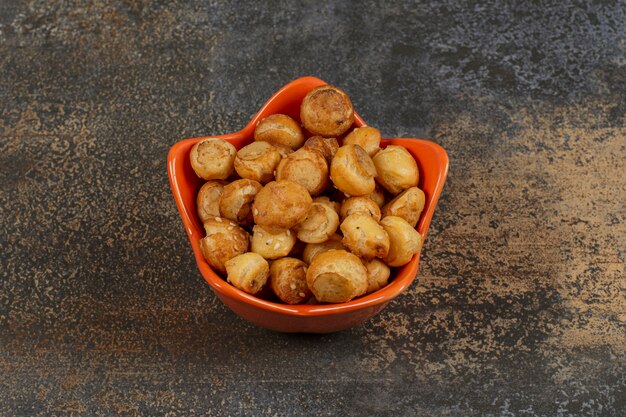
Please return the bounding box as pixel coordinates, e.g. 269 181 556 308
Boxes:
254 114 305 149
225 252 269 295
303 136 339 163
250 225 296 259
343 126 381 157
191 84 434 306
367 185 387 208
269 257 311 304
196 181 225 223
273 144 294 158
252 180 312 229
340 213 390 259
373 145 419 195
330 144 377 196
190 138 236 180
302 234 345 264
199 217 249 274
276 147 329 195
339 196 381 221
202 216 236 236
300 85 354 137
380 216 423 266
234 141 282 184
313 196 341 214
363 259 391 294
219 179 263 226
381 187 425 228
306 250 368 303
296 201 340 243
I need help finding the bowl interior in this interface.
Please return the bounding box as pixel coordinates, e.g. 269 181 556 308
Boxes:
168 76 448 316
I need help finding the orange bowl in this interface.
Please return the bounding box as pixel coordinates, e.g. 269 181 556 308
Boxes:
167 76 448 333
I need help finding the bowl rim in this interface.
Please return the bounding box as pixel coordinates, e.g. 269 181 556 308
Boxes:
168 76 449 317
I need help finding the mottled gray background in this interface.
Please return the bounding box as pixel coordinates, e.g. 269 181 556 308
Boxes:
1 1 625 416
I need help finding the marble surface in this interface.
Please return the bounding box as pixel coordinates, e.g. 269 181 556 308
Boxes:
1 1 624 415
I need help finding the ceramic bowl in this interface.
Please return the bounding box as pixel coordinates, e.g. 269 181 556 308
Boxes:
167 76 448 333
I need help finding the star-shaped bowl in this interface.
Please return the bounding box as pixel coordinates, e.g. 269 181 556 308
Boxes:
167 76 448 333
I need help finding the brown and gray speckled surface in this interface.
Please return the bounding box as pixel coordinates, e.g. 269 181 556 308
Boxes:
1 1 625 416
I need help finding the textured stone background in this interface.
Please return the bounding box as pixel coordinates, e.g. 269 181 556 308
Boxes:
1 0 625 415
